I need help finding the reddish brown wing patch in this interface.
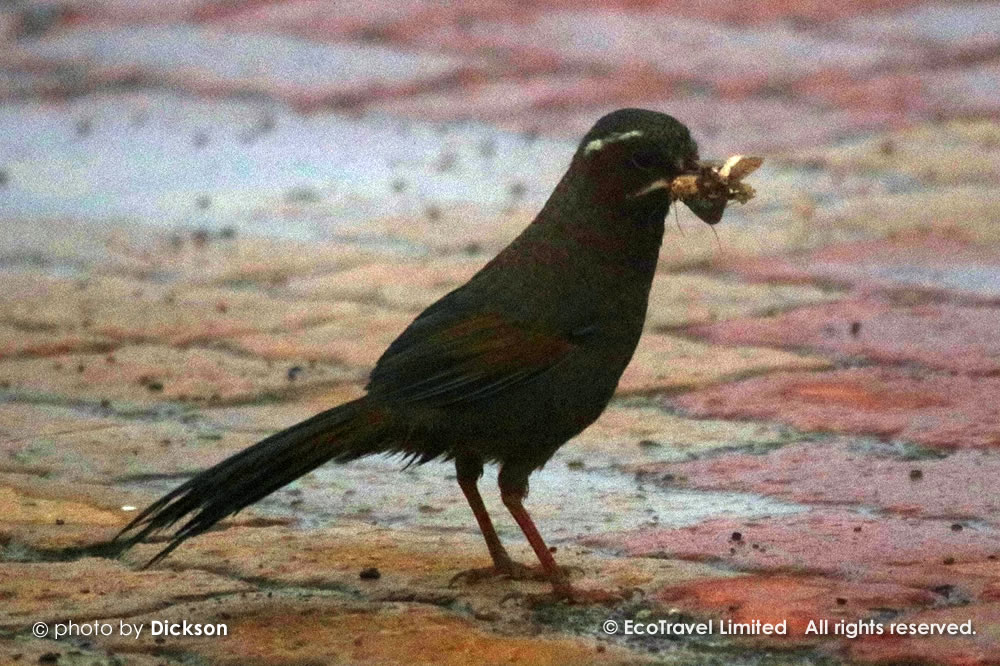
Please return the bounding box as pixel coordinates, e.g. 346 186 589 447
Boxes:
368 311 576 407
431 312 574 368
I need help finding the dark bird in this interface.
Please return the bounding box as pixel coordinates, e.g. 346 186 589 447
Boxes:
116 108 726 601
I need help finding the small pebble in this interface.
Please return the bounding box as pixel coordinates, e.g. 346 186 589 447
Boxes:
425 204 442 222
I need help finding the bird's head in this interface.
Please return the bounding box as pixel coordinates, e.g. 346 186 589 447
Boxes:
572 108 725 225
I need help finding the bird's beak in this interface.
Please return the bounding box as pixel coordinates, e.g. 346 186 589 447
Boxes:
680 159 726 225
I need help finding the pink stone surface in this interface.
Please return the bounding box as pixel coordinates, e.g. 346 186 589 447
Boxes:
674 367 1000 449
657 574 935 636
214 0 439 40
721 231 1000 300
4 1 1000 663
798 61 1000 117
848 603 1000 665
417 10 912 84
13 25 470 108
607 509 1000 582
638 439 1000 522
689 298 1000 374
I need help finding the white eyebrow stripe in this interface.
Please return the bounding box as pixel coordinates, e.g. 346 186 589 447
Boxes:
584 130 644 154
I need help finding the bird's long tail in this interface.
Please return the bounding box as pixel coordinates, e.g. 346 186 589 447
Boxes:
114 397 386 567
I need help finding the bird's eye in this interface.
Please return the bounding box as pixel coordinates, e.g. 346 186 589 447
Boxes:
629 150 659 171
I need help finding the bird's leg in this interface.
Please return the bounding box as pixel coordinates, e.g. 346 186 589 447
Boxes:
454 455 519 573
498 466 622 605
451 456 550 587
496 469 573 596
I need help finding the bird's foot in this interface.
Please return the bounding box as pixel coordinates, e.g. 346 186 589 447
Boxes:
450 561 579 587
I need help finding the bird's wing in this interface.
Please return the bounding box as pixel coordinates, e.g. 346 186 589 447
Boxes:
366 301 581 408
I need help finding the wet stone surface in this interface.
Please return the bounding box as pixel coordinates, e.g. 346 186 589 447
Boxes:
2 0 1000 663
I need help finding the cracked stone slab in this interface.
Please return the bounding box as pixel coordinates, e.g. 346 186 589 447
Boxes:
416 10 913 84
847 602 1000 665
199 383 368 434
226 303 417 368
600 509 1000 588
689 298 1000 375
52 0 210 21
1 402 256 484
796 62 1000 119
0 216 372 284
657 574 935 637
789 120 1000 187
0 92 570 234
373 78 895 156
0 558 251 630
339 206 538 256
106 230 376 288
618 333 831 396
0 472 153 534
637 438 1000 523
15 26 468 106
97 592 651 665
114 436 805 572
0 346 360 407
576 0 929 25
216 0 446 40
0 470 287 553
674 367 1000 449
833 186 1000 245
568 404 804 467
0 485 120 529
0 273 356 347
122 520 728 604
0 402 120 446
655 208 873 274
839 3 1000 52
645 272 839 331
0 322 114 362
1 637 183 666
720 230 1000 301
284 257 485 311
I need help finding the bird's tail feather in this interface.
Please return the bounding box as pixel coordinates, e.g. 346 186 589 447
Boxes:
115 397 385 567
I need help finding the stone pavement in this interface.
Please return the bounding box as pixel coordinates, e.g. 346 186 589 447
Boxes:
2 0 1000 664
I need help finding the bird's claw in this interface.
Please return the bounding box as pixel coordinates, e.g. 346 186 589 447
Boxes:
502 585 639 607
450 561 579 587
